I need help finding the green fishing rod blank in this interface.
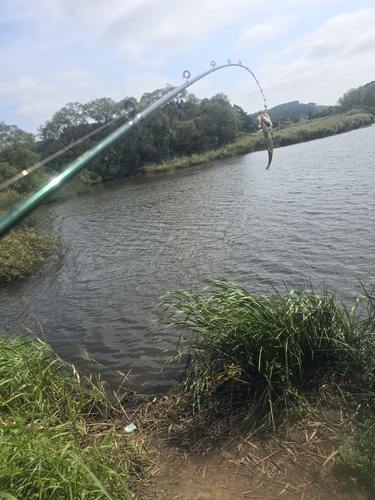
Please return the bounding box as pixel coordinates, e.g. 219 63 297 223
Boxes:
0 62 268 237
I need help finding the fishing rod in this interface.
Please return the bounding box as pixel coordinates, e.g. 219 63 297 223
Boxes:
0 61 268 238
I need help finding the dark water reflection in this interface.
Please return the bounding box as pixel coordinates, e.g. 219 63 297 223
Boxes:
1 125 375 390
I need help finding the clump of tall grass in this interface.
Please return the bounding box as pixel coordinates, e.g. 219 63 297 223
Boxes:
0 186 62 284
0 336 146 499
157 278 375 425
0 225 61 283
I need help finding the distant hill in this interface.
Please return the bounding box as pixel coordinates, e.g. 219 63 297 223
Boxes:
250 101 330 121
250 80 375 122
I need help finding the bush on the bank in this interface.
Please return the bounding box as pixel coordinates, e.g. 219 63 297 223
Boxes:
0 189 23 214
157 278 375 417
0 183 62 285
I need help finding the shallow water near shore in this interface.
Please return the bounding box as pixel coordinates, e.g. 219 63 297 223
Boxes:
1 125 375 391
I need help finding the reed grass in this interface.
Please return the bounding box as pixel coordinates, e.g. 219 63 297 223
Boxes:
273 113 374 147
153 277 375 494
157 278 375 424
0 336 147 499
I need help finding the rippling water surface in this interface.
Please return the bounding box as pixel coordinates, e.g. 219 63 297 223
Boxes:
1 125 375 390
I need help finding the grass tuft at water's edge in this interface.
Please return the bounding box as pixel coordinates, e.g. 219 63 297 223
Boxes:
0 335 149 499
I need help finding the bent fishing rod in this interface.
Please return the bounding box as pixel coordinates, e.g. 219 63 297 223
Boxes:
0 60 269 238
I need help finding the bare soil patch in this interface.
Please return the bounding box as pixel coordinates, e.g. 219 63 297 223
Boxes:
132 396 368 500
140 437 367 499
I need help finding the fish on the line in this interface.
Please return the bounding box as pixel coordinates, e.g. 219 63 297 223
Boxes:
257 110 273 170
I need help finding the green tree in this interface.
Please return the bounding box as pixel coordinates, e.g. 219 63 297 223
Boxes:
337 82 375 113
0 121 47 195
83 97 117 124
0 121 35 149
233 104 256 132
359 82 375 111
0 144 46 195
38 102 88 142
170 120 200 155
37 102 93 168
338 89 358 112
197 94 240 148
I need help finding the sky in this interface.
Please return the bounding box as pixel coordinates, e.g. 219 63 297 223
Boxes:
1 0 375 134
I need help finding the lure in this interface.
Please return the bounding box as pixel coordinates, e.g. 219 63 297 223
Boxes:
257 110 273 170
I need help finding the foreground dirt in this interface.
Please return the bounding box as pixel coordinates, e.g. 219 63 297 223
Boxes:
136 421 367 500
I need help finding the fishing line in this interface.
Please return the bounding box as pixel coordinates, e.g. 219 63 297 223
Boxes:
0 61 268 237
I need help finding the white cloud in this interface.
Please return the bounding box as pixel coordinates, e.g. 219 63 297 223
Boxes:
1 1 375 130
235 14 299 49
242 7 375 104
277 8 375 62
29 0 263 65
0 69 95 127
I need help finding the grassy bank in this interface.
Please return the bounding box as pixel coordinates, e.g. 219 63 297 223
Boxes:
0 336 148 499
273 112 374 147
142 112 374 174
156 277 375 493
0 189 62 284
0 224 61 284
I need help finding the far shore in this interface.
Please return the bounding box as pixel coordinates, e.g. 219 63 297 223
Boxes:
1 111 373 285
140 112 374 176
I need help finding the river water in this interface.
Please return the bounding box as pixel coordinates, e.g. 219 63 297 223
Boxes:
1 125 375 391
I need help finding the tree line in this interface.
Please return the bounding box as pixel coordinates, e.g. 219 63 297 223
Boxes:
1 80 375 198
337 81 375 114
36 89 258 181
1 88 256 192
